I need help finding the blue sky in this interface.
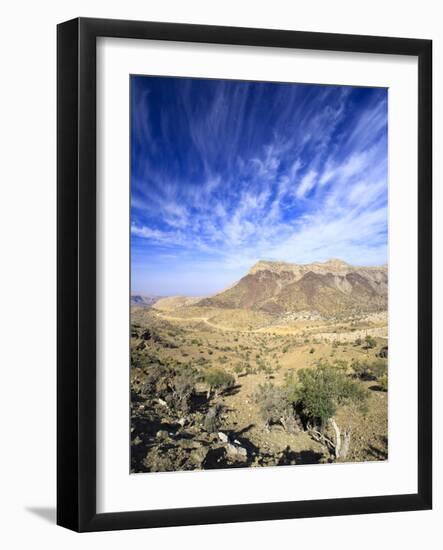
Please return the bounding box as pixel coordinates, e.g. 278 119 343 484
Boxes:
131 76 388 296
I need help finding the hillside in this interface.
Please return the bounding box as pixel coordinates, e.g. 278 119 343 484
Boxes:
153 296 201 311
197 259 387 317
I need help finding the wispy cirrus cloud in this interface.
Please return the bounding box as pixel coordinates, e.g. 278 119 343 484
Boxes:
130 77 387 295
295 170 318 199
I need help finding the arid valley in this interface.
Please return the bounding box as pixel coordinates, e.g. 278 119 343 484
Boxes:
130 259 388 473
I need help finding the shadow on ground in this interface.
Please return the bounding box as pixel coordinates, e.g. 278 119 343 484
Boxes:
366 436 388 460
26 507 56 524
277 447 324 466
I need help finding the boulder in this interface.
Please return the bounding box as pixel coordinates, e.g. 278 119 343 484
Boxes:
226 443 247 461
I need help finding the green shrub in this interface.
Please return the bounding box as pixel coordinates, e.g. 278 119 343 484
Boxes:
203 368 235 396
351 361 372 380
296 364 368 423
364 335 377 349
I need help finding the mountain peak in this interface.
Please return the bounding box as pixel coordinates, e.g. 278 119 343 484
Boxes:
320 258 350 267
249 258 351 275
199 257 388 316
249 260 291 274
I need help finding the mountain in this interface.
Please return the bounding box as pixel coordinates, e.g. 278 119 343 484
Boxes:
197 259 387 317
152 296 201 311
130 294 161 308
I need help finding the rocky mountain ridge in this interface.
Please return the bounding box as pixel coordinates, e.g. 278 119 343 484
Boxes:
197 259 387 317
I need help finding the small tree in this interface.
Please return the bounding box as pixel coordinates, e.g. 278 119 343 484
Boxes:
203 368 235 398
254 382 299 433
296 365 368 460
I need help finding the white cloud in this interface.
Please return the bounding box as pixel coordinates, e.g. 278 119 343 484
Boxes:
295 170 317 199
131 224 166 240
131 83 388 294
319 150 370 186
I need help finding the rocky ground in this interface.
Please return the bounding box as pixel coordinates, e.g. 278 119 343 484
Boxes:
130 307 388 473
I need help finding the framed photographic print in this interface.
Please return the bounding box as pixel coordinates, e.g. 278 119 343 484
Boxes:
57 17 432 532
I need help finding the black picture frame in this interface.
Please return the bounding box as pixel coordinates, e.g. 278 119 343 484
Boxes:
57 17 432 532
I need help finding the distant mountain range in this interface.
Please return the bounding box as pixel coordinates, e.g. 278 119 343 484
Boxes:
196 259 388 316
130 294 161 308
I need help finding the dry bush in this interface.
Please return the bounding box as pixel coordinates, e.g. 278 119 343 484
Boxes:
254 383 299 432
203 403 225 432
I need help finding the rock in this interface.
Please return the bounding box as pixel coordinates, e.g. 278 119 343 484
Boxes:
236 446 247 458
156 430 169 439
156 398 167 407
178 417 186 427
225 443 235 454
226 443 247 460
187 445 208 467
218 431 229 443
